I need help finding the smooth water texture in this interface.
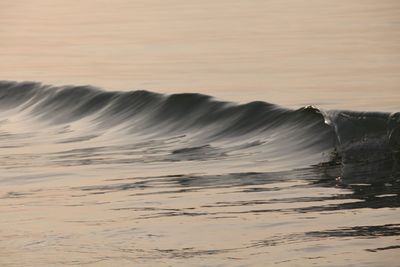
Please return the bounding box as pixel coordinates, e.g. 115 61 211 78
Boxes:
1 0 400 111
0 1 400 266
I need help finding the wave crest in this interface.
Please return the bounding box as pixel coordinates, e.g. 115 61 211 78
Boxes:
0 80 399 177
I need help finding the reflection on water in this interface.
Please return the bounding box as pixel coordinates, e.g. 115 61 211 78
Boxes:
1 164 399 266
1 0 400 265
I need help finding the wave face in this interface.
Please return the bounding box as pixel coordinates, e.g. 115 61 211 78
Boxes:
0 81 399 179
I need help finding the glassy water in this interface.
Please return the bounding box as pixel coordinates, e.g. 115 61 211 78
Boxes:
0 0 399 111
0 1 400 266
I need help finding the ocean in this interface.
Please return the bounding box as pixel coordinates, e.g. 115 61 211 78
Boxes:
1 1 400 266
0 81 399 266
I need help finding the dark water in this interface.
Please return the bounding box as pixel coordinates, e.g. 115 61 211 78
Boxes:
0 81 399 266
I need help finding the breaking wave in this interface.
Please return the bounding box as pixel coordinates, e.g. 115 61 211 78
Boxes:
0 81 399 178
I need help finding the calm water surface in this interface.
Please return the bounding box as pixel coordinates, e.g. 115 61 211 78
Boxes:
1 0 400 110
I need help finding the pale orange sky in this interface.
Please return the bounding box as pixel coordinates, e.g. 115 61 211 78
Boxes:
1 0 399 110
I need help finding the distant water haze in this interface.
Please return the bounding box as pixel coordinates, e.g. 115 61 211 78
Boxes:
1 0 399 111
